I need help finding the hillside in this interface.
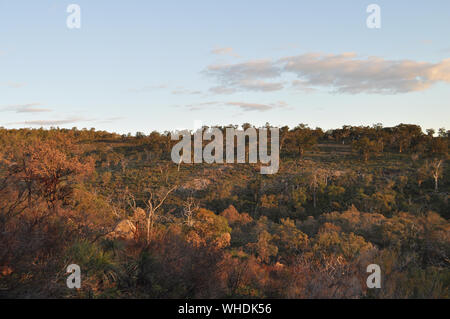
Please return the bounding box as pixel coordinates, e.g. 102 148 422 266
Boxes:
0 124 448 298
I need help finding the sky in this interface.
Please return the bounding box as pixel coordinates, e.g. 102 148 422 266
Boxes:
0 0 449 134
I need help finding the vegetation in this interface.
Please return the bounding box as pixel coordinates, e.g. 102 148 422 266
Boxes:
0 123 448 299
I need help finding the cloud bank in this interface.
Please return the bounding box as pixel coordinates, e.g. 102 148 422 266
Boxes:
205 53 450 94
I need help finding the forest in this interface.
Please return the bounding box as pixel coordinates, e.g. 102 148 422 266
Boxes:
0 123 448 299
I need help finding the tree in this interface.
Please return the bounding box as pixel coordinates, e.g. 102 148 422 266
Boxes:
353 137 380 162
292 124 318 158
248 230 278 263
182 196 199 227
426 129 435 137
438 128 447 138
416 163 429 188
430 159 443 192
143 185 177 244
428 137 448 157
2 139 93 213
306 168 329 209
279 126 290 153
128 184 178 245
186 208 231 249
393 124 422 153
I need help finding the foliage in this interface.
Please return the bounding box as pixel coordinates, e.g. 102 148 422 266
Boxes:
0 124 448 298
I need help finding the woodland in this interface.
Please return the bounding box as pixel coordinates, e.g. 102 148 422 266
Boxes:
0 123 448 298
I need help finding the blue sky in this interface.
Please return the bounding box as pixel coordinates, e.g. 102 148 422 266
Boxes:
0 0 449 134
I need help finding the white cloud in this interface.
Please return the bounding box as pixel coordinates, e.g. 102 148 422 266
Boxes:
205 53 450 94
182 100 287 112
205 59 282 93
208 80 283 94
7 117 86 126
171 88 202 95
281 53 450 94
211 47 240 58
6 116 126 127
238 80 284 92
1 103 52 113
291 80 316 93
95 117 126 124
206 59 280 81
130 84 202 95
226 101 287 112
1 82 26 88
129 84 168 93
183 101 220 111
209 86 237 94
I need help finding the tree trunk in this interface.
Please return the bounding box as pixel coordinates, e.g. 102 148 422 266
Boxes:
299 147 304 158
146 215 151 244
313 189 317 208
364 153 369 162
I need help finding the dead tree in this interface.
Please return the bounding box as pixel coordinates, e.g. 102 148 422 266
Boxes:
144 185 177 244
430 159 443 192
182 196 199 227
